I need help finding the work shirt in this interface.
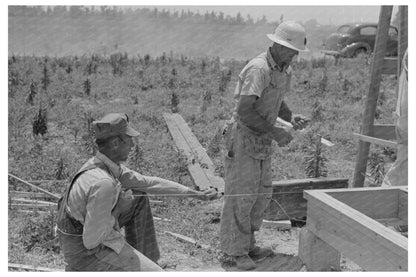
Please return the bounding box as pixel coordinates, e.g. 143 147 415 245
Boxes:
230 49 292 159
232 48 292 124
67 151 190 254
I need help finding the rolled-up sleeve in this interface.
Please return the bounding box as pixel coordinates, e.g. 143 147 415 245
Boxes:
119 167 190 195
83 179 124 254
240 67 267 98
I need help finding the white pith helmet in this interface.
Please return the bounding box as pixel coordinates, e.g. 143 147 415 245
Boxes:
267 21 309 52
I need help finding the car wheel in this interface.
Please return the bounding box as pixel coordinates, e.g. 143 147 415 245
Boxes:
354 48 367 58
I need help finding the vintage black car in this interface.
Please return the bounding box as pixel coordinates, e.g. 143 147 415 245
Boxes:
322 22 398 58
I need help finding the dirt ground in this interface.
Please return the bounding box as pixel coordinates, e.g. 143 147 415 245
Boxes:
156 200 362 272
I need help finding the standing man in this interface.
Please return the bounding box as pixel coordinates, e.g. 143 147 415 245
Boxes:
382 48 408 187
220 21 309 270
57 113 217 271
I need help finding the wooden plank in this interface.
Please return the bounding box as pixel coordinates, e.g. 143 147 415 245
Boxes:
8 263 63 272
265 178 348 221
373 124 396 140
11 198 57 206
325 188 399 219
8 174 60 199
381 57 398 75
353 6 394 187
275 117 334 147
305 190 407 271
398 189 408 223
376 217 407 227
163 113 224 193
10 203 55 209
354 133 397 148
164 231 210 249
9 191 51 199
298 227 341 271
262 219 292 230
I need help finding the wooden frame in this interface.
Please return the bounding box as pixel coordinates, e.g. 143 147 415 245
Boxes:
299 186 408 271
265 177 348 221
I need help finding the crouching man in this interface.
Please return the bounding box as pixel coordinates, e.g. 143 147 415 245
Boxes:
57 113 217 271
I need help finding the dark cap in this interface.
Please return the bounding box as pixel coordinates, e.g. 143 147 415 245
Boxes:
93 113 140 140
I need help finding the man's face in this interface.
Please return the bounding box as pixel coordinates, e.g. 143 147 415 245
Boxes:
274 43 299 66
115 134 135 162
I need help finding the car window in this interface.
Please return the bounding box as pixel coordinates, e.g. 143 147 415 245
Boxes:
360 26 377 36
337 25 351 34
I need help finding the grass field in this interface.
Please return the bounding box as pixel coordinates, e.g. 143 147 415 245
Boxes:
8 51 398 270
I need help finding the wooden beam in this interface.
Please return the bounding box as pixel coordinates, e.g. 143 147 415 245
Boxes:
275 117 334 147
163 113 224 193
8 263 63 272
325 188 399 219
398 6 408 79
381 57 397 75
298 227 341 271
354 133 397 148
262 219 292 230
11 198 57 206
164 231 209 249
353 6 394 187
10 203 55 209
373 124 396 140
8 174 60 199
304 190 407 271
9 191 51 199
265 178 348 221
398 189 408 223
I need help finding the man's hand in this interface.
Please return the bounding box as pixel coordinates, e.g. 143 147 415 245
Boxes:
112 189 134 223
188 187 218 201
271 127 293 146
291 115 310 130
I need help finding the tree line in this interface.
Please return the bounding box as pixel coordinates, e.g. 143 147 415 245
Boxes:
8 5 280 26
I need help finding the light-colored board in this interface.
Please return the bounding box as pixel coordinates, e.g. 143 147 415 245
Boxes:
262 219 292 229
354 133 397 148
9 191 51 199
275 117 334 147
265 178 348 221
10 203 55 209
373 124 396 140
305 190 407 271
325 189 399 219
164 231 209 249
8 174 60 199
381 57 398 75
163 113 224 192
8 263 63 272
398 190 408 222
11 198 57 206
298 227 341 271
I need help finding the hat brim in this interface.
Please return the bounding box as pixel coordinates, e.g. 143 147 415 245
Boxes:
267 34 309 52
125 126 140 137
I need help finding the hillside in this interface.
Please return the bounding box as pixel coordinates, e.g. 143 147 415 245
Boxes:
8 14 335 60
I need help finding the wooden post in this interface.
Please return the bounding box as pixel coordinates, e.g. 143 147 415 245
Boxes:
298 228 341 271
352 6 393 187
398 6 408 76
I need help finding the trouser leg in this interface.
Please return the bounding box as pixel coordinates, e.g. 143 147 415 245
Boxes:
118 193 160 262
220 148 262 256
92 243 163 271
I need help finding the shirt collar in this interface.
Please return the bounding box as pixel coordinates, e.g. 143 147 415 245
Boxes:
267 48 283 72
95 151 122 179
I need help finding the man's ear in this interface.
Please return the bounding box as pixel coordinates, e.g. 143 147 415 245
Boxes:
111 137 120 149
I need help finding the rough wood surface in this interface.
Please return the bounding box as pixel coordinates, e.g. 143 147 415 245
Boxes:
265 178 348 221
298 227 341 271
163 113 224 193
304 189 407 271
8 263 63 272
354 133 397 148
164 231 210 249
